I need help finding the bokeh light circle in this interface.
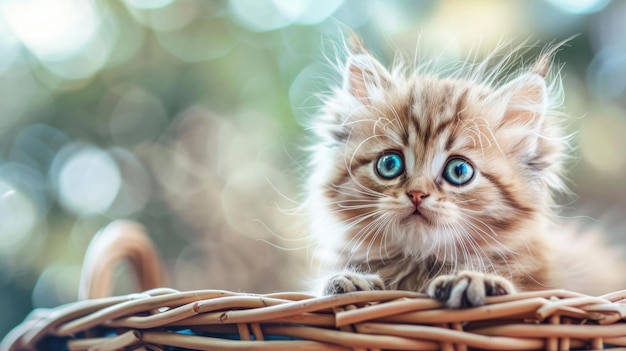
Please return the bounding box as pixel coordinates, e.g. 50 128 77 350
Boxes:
156 16 236 62
124 0 175 10
580 111 626 176
53 145 122 216
229 0 293 32
587 48 626 100
289 63 332 125
546 0 611 14
1 0 99 61
109 86 168 146
0 179 37 256
106 148 152 217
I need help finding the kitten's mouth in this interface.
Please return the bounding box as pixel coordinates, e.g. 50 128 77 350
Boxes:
404 208 435 227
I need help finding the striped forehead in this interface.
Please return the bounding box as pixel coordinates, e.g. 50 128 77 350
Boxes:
405 82 470 174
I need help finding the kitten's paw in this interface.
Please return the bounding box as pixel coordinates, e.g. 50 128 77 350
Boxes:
427 271 515 308
322 271 385 295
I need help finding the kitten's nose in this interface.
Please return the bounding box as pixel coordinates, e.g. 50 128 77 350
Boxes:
407 190 429 207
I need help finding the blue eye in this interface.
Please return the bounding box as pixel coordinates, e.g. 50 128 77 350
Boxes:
443 158 474 186
375 152 404 179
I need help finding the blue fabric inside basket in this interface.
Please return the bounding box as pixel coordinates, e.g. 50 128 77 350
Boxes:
179 328 299 341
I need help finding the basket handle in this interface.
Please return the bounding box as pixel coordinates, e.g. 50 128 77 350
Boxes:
78 220 167 300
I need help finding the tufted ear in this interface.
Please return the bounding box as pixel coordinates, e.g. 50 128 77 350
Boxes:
342 46 393 104
488 55 565 173
488 68 551 169
493 71 547 132
492 51 553 132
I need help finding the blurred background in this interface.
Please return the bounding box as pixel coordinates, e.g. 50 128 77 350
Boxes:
1 0 625 338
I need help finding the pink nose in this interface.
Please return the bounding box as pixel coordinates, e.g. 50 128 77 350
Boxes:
407 190 429 207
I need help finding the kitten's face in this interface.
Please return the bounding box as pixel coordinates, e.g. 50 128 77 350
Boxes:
310 48 564 262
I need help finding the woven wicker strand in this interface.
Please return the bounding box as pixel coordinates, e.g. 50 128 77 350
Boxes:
4 288 626 351
2 220 626 351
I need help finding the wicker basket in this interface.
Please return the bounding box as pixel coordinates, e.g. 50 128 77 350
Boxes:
3 221 626 351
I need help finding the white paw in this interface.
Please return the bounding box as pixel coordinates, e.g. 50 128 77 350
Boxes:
427 271 516 308
322 271 385 295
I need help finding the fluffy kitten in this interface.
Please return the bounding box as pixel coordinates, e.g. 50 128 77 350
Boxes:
306 35 626 308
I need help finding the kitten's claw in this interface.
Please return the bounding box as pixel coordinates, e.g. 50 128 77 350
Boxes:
323 271 385 295
427 271 515 308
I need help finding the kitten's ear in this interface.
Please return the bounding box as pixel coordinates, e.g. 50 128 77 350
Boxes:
491 56 565 184
342 39 393 103
493 52 553 131
493 72 547 131
490 62 563 171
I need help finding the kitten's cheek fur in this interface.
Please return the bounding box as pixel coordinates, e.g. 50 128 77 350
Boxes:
427 271 516 308
322 271 385 295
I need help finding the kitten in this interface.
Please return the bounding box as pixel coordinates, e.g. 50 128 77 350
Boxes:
306 34 626 308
